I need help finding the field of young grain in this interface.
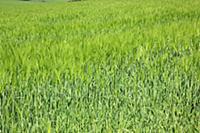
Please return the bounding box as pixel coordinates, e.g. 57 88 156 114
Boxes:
0 0 200 132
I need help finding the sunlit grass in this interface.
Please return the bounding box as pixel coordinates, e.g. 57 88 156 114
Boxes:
0 0 200 132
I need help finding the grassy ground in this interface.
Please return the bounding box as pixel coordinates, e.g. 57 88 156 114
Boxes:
0 0 200 132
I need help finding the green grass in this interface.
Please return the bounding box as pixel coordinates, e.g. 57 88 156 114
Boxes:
0 0 200 132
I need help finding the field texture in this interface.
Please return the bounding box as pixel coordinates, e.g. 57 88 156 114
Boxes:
0 0 200 132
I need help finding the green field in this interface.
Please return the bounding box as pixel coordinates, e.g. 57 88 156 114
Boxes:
0 0 200 132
